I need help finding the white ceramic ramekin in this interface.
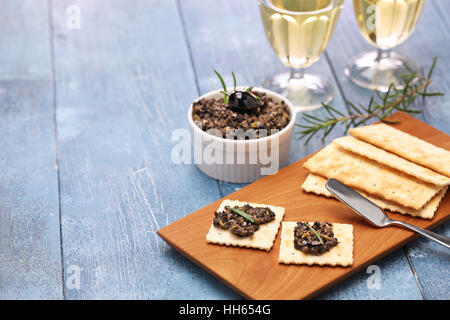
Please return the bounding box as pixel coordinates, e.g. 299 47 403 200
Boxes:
188 87 295 183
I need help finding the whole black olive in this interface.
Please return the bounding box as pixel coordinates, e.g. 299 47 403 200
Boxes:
227 91 258 113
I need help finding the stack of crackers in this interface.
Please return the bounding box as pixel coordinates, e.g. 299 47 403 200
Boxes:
302 123 450 219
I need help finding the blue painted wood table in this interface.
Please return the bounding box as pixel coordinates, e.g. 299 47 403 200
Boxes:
0 0 448 299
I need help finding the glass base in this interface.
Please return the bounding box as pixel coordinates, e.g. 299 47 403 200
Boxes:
345 50 417 92
262 71 334 112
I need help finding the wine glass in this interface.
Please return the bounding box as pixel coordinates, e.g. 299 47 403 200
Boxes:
258 0 344 111
345 0 426 91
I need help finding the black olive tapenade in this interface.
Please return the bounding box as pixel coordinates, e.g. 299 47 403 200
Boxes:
293 221 339 255
192 91 290 139
213 204 276 237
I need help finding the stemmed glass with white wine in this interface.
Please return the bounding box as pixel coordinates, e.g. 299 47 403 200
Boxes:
345 0 426 91
258 0 344 111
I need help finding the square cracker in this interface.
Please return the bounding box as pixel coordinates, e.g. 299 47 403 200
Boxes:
279 222 353 267
301 173 448 219
333 136 450 187
349 124 450 177
206 199 285 251
303 143 441 210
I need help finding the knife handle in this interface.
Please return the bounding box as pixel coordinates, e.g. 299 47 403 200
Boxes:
389 220 450 249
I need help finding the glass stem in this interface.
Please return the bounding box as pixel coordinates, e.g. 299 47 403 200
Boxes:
376 48 391 61
289 68 304 80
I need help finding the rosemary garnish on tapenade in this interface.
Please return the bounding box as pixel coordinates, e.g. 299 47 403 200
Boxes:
230 207 255 224
303 222 324 245
294 221 338 255
213 204 275 237
214 70 259 106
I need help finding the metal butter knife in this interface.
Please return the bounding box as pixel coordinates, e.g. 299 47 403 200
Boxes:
325 178 450 249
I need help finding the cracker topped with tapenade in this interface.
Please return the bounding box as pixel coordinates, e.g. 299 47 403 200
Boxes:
293 221 339 255
279 221 353 267
206 199 285 251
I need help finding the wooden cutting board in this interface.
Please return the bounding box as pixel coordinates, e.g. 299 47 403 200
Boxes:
157 112 450 300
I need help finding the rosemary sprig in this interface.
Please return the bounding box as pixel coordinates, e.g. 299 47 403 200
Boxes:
214 69 230 104
230 207 255 224
213 70 259 103
303 222 324 244
296 57 443 144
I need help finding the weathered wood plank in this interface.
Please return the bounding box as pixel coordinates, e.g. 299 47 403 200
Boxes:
51 0 237 299
0 0 62 299
325 0 450 300
180 0 423 299
317 250 423 300
404 223 449 300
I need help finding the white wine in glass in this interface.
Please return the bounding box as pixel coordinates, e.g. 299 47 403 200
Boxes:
259 0 344 111
346 0 426 91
